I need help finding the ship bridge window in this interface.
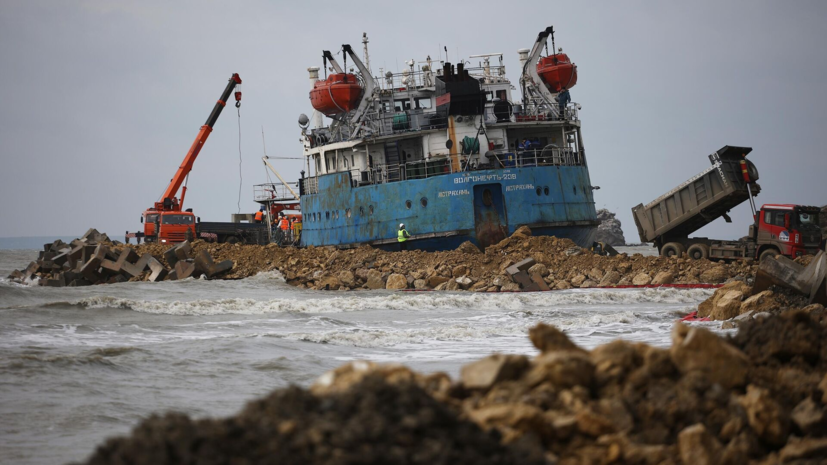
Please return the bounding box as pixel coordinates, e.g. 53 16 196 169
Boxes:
415 98 432 110
394 99 411 111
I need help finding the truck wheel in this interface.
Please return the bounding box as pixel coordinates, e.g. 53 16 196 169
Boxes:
687 244 709 260
661 242 686 258
759 248 778 263
225 236 240 245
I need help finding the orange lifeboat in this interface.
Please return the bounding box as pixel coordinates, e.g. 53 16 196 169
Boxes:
309 73 362 115
536 53 577 93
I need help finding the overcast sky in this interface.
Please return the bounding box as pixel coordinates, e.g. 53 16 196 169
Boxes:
0 0 825 241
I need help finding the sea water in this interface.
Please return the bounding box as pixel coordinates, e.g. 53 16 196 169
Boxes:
0 246 711 464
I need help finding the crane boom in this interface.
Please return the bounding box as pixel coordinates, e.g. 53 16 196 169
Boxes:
155 73 242 211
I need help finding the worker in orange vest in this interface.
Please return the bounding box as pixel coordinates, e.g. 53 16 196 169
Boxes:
254 208 264 223
277 214 290 244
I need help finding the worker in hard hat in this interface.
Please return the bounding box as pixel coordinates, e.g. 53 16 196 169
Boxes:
398 223 411 251
254 207 265 223
292 216 302 245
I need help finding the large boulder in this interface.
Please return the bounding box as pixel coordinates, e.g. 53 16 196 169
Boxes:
701 266 729 284
632 273 651 286
457 241 482 255
710 289 745 320
593 209 626 246
460 354 529 391
670 324 749 388
385 273 408 290
651 271 675 285
366 269 385 290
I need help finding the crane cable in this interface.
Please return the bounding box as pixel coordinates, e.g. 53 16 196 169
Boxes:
236 106 242 214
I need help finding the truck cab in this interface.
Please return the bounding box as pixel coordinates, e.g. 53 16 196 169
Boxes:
756 204 822 259
143 210 196 244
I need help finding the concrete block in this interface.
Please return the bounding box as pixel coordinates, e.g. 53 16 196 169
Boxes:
44 273 66 287
530 273 550 291
23 261 39 280
174 260 197 280
81 245 97 263
7 270 24 281
49 240 68 252
134 253 152 270
100 259 121 274
194 250 215 275
145 257 168 282
52 250 70 266
39 260 54 273
753 255 807 295
93 244 110 261
166 269 178 281
164 246 180 267
115 248 139 268
207 260 233 278
81 228 101 242
43 251 56 261
80 256 103 283
67 279 92 287
505 258 536 276
68 244 84 260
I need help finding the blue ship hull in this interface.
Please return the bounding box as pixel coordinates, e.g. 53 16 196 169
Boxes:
300 165 598 251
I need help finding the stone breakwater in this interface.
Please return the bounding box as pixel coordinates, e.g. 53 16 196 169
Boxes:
128 226 757 292
83 311 827 465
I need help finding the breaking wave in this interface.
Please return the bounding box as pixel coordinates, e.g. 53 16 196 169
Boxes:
46 288 711 316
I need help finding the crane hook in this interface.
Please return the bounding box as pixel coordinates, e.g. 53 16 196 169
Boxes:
235 90 242 108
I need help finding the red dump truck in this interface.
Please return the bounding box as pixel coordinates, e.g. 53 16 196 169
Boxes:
632 146 822 261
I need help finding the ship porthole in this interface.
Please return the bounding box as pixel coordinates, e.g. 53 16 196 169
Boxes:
544 187 550 196
405 200 412 209
536 187 542 196
335 211 339 219
420 197 428 208
482 188 493 207
359 206 365 216
346 208 352 218
573 186 577 195
326 211 330 220
369 205 374 215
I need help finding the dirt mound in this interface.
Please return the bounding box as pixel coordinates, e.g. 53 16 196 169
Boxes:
84 315 827 464
122 227 758 291
83 376 543 465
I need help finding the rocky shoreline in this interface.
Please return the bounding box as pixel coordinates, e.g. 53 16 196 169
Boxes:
127 226 756 292
83 312 827 464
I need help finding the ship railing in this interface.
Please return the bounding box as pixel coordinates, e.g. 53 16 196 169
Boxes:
253 183 301 202
486 146 581 168
511 101 579 123
358 109 448 139
374 65 507 92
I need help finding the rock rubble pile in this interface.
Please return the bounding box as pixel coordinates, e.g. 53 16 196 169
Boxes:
6 230 233 286
128 226 754 291
83 314 827 464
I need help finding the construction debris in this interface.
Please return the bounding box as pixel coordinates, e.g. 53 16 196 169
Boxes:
6 230 232 287
698 251 827 322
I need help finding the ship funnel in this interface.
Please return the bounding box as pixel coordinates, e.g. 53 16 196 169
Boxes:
307 66 324 129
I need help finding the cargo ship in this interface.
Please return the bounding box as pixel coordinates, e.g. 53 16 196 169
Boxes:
293 27 598 251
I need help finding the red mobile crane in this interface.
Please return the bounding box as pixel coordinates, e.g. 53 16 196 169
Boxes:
137 73 242 243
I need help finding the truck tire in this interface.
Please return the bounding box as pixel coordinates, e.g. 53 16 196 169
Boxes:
661 242 685 258
225 236 240 245
687 243 710 260
759 248 779 263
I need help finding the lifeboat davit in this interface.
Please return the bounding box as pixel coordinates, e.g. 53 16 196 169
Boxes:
309 73 362 115
536 53 577 93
